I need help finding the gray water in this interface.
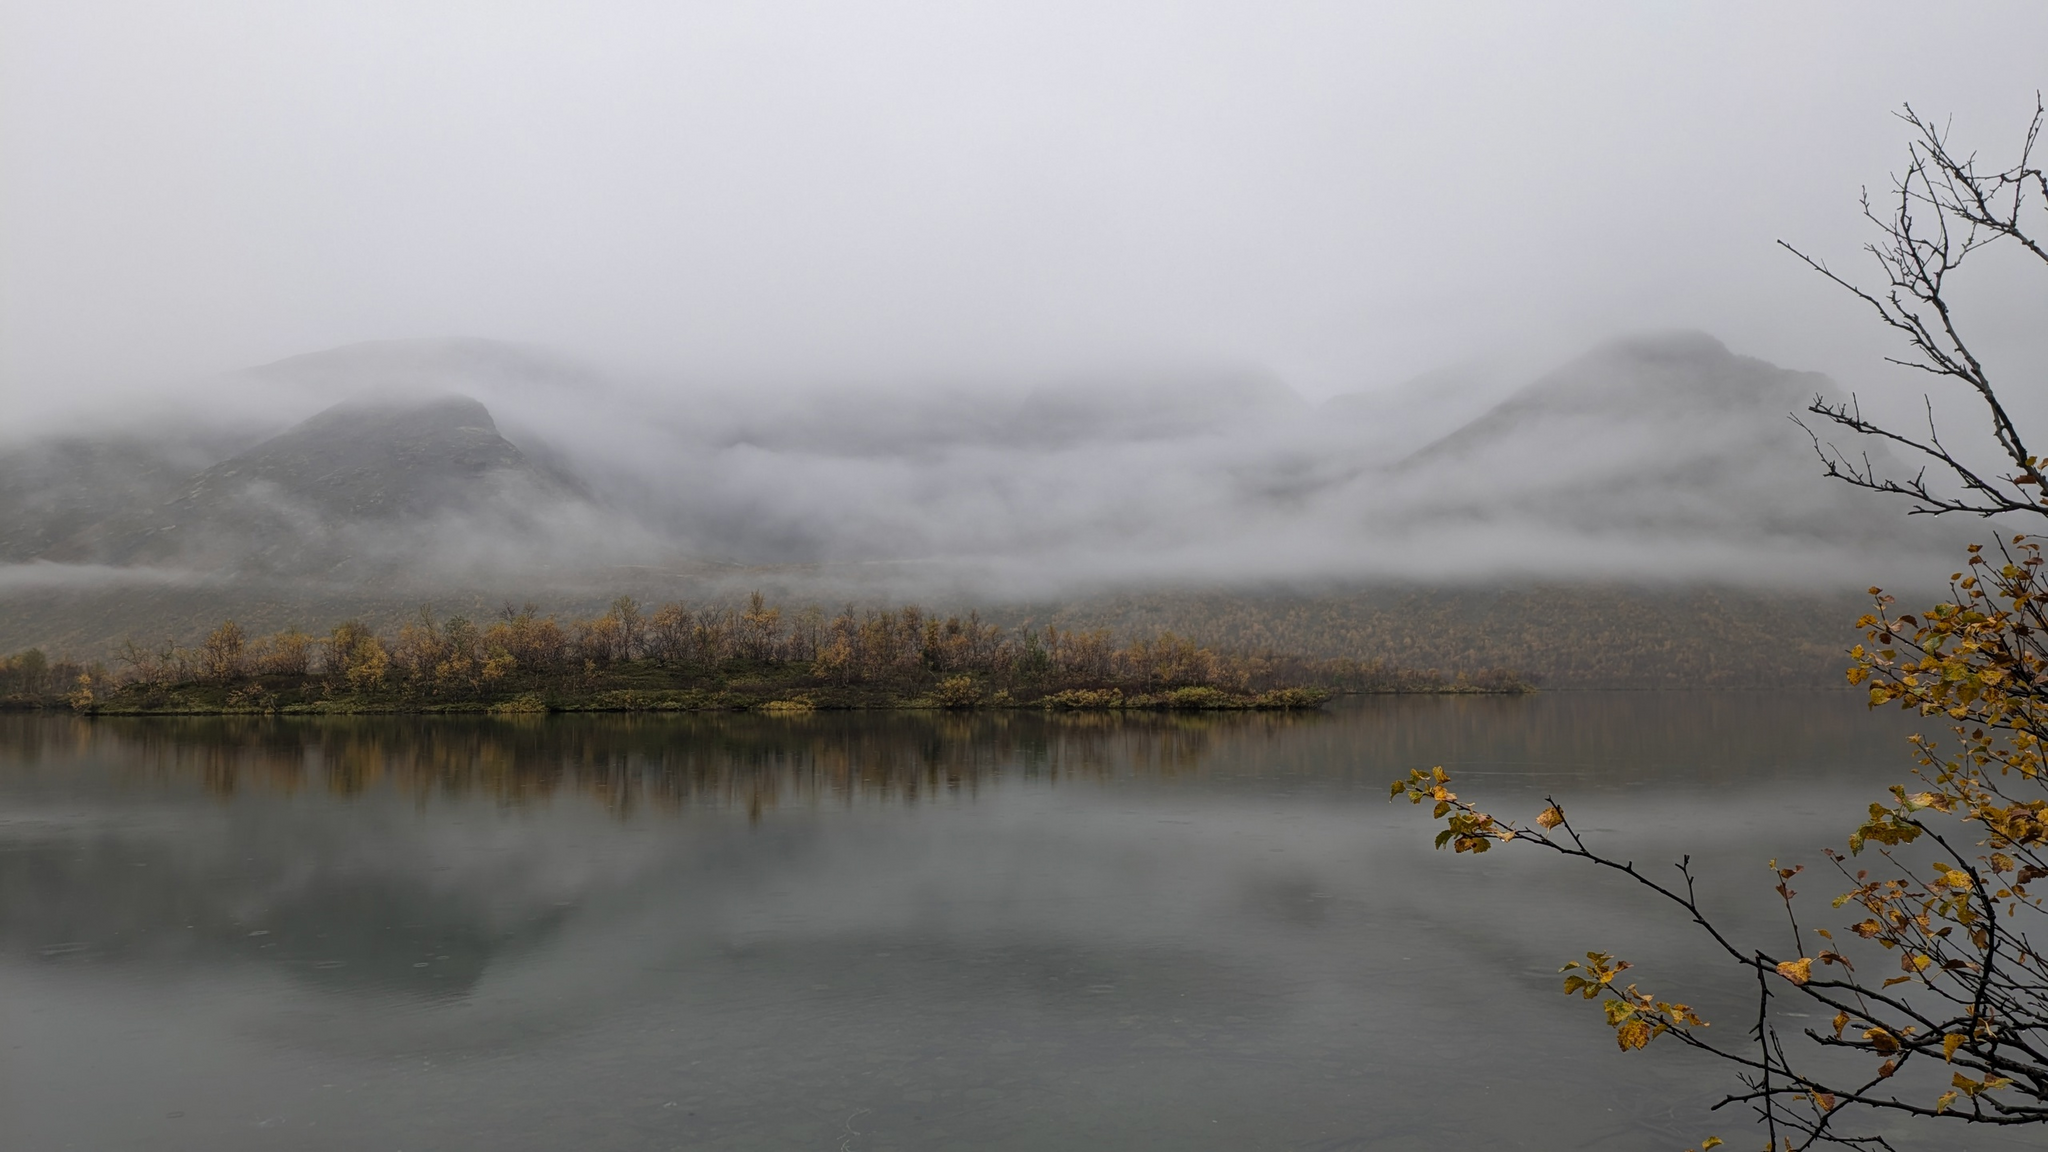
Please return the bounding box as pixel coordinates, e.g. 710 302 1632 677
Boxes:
0 695 2027 1150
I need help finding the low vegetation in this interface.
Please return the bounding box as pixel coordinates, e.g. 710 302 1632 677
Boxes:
1 592 1531 715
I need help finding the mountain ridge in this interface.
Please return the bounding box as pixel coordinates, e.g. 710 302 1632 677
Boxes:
28 393 597 577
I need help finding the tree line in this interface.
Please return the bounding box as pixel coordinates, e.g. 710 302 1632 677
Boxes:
69 591 1522 705
0 648 94 700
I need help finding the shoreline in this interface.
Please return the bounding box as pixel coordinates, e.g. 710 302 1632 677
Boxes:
5 679 1537 717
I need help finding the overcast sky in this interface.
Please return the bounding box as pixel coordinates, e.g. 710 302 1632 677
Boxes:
3 1 2044 415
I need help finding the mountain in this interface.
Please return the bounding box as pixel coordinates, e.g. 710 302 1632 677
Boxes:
0 430 245 564
170 394 586 524
24 394 599 579
1412 330 1818 469
1369 330 1937 560
0 328 1980 641
1316 362 1519 455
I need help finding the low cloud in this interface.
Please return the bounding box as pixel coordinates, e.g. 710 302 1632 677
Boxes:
0 329 1994 617
0 562 219 594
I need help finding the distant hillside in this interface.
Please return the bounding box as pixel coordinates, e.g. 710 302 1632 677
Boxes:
1010 583 1874 689
173 394 587 521
0 430 249 563
16 394 599 579
1373 331 1934 556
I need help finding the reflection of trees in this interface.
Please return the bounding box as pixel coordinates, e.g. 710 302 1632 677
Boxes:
74 711 1329 816
4 695 1895 819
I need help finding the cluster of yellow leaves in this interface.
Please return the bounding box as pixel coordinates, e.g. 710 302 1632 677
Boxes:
1854 542 2048 826
1935 1070 2017 1114
1560 952 1707 1051
1389 766 1513 852
1391 543 2048 1127
1829 542 2048 1080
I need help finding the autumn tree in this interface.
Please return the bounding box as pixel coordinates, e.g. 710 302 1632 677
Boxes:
738 590 781 661
256 629 315 677
435 615 484 694
575 611 625 667
1400 98 2048 1149
787 605 824 663
610 596 645 662
199 621 247 682
326 619 389 690
391 608 445 685
0 648 50 695
487 603 566 672
647 602 692 664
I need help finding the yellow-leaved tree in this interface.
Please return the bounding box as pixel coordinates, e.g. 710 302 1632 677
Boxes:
1399 98 2048 1150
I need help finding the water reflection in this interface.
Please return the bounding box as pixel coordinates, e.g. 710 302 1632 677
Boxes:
4 690 1908 815
25 710 1322 812
0 697 2023 1151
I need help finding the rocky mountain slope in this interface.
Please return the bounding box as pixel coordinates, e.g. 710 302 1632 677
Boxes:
1335 331 1950 576
0 431 241 564
14 394 596 579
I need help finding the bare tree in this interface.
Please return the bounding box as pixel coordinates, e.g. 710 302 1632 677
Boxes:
1786 97 2048 519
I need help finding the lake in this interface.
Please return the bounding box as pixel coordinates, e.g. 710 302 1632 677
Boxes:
0 694 2028 1150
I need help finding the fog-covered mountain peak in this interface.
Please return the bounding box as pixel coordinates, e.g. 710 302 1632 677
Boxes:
182 391 581 522
1495 329 1812 416
296 392 499 434
8 391 606 580
1411 329 1824 465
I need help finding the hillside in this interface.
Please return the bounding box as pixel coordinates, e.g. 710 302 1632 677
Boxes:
1012 583 1874 689
0 429 250 563
15 394 598 579
1368 331 1934 556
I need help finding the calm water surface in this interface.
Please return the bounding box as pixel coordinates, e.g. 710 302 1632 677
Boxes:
0 694 2028 1150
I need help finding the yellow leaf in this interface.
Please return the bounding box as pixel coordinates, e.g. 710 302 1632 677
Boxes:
1536 805 1565 829
1944 1033 1964 1062
1935 1089 1959 1114
1615 1019 1652 1051
1776 957 1813 985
